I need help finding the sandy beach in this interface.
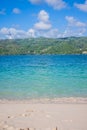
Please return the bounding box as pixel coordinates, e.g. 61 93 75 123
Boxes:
0 99 87 130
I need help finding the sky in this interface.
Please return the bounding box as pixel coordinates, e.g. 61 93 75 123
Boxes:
0 0 87 39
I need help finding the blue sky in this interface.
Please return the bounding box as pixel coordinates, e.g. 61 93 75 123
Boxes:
0 0 87 39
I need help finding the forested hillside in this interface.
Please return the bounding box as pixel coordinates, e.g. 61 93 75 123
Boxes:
0 37 87 55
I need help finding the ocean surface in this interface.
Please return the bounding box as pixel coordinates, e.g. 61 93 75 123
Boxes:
0 55 87 100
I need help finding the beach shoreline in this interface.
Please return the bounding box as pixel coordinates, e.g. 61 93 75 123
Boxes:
0 97 87 104
0 98 87 130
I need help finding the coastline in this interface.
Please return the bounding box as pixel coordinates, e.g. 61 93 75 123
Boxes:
0 54 87 130
0 97 87 104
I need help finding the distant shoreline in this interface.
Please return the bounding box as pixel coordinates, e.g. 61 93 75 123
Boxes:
0 53 87 56
0 37 87 55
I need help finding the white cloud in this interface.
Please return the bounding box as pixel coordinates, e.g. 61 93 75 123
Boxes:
65 16 86 27
34 21 52 30
29 0 41 4
0 26 86 39
38 10 49 22
29 0 67 10
61 27 86 37
13 8 21 14
0 27 59 39
27 29 36 37
64 16 87 37
0 13 87 39
34 10 52 30
0 27 25 39
0 9 6 15
74 0 87 12
0 28 9 34
0 27 36 39
45 0 66 10
42 28 59 38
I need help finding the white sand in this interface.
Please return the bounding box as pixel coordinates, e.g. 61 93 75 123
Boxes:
0 102 87 130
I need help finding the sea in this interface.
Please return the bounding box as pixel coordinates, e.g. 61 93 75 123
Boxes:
0 55 87 100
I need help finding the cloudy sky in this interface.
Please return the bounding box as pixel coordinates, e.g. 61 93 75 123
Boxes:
0 0 87 39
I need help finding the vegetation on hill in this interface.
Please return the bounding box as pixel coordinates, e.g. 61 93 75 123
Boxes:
0 37 87 55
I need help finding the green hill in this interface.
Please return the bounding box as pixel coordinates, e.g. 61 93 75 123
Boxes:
0 37 87 55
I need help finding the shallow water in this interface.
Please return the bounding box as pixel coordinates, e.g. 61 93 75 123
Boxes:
0 55 87 99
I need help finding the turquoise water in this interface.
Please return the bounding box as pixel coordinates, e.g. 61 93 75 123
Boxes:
0 55 87 100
